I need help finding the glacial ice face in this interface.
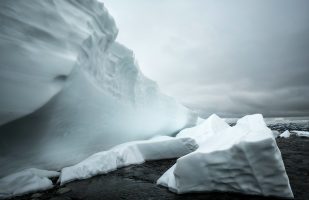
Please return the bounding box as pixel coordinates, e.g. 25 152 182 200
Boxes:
0 0 117 126
0 0 197 177
158 114 293 198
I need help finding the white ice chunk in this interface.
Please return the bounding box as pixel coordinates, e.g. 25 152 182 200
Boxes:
176 114 230 145
60 136 198 185
0 168 59 199
158 114 293 198
280 130 291 138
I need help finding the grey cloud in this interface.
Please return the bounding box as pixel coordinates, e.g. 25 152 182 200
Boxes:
103 0 309 117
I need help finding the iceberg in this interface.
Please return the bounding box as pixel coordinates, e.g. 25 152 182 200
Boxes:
0 168 59 199
60 136 198 185
0 0 197 177
158 114 293 198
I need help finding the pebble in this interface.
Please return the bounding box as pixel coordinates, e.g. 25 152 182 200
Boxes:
56 187 72 194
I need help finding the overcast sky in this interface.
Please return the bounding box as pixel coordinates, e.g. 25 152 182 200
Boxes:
103 0 309 118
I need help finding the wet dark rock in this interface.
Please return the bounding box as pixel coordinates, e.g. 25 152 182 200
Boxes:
57 187 72 195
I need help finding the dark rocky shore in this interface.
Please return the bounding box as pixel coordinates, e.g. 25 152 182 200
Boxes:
12 127 309 200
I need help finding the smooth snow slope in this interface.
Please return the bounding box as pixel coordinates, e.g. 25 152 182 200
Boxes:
0 0 197 177
158 114 293 198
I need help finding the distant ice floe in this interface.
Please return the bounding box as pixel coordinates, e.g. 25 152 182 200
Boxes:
158 114 294 198
279 130 309 138
291 131 309 138
0 169 59 199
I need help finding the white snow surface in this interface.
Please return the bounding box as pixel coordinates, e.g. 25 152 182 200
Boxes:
158 114 293 198
0 0 197 177
0 168 59 199
60 136 198 185
280 130 292 138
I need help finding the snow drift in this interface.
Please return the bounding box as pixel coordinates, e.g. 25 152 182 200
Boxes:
60 136 198 185
0 0 197 177
158 114 293 198
0 168 59 199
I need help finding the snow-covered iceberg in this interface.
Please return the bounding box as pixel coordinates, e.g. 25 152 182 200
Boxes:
158 114 293 198
0 168 59 199
0 0 197 177
60 136 198 185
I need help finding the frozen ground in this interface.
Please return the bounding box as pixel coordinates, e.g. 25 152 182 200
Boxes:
10 121 309 200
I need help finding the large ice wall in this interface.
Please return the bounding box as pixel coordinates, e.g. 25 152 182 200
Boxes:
0 0 197 177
